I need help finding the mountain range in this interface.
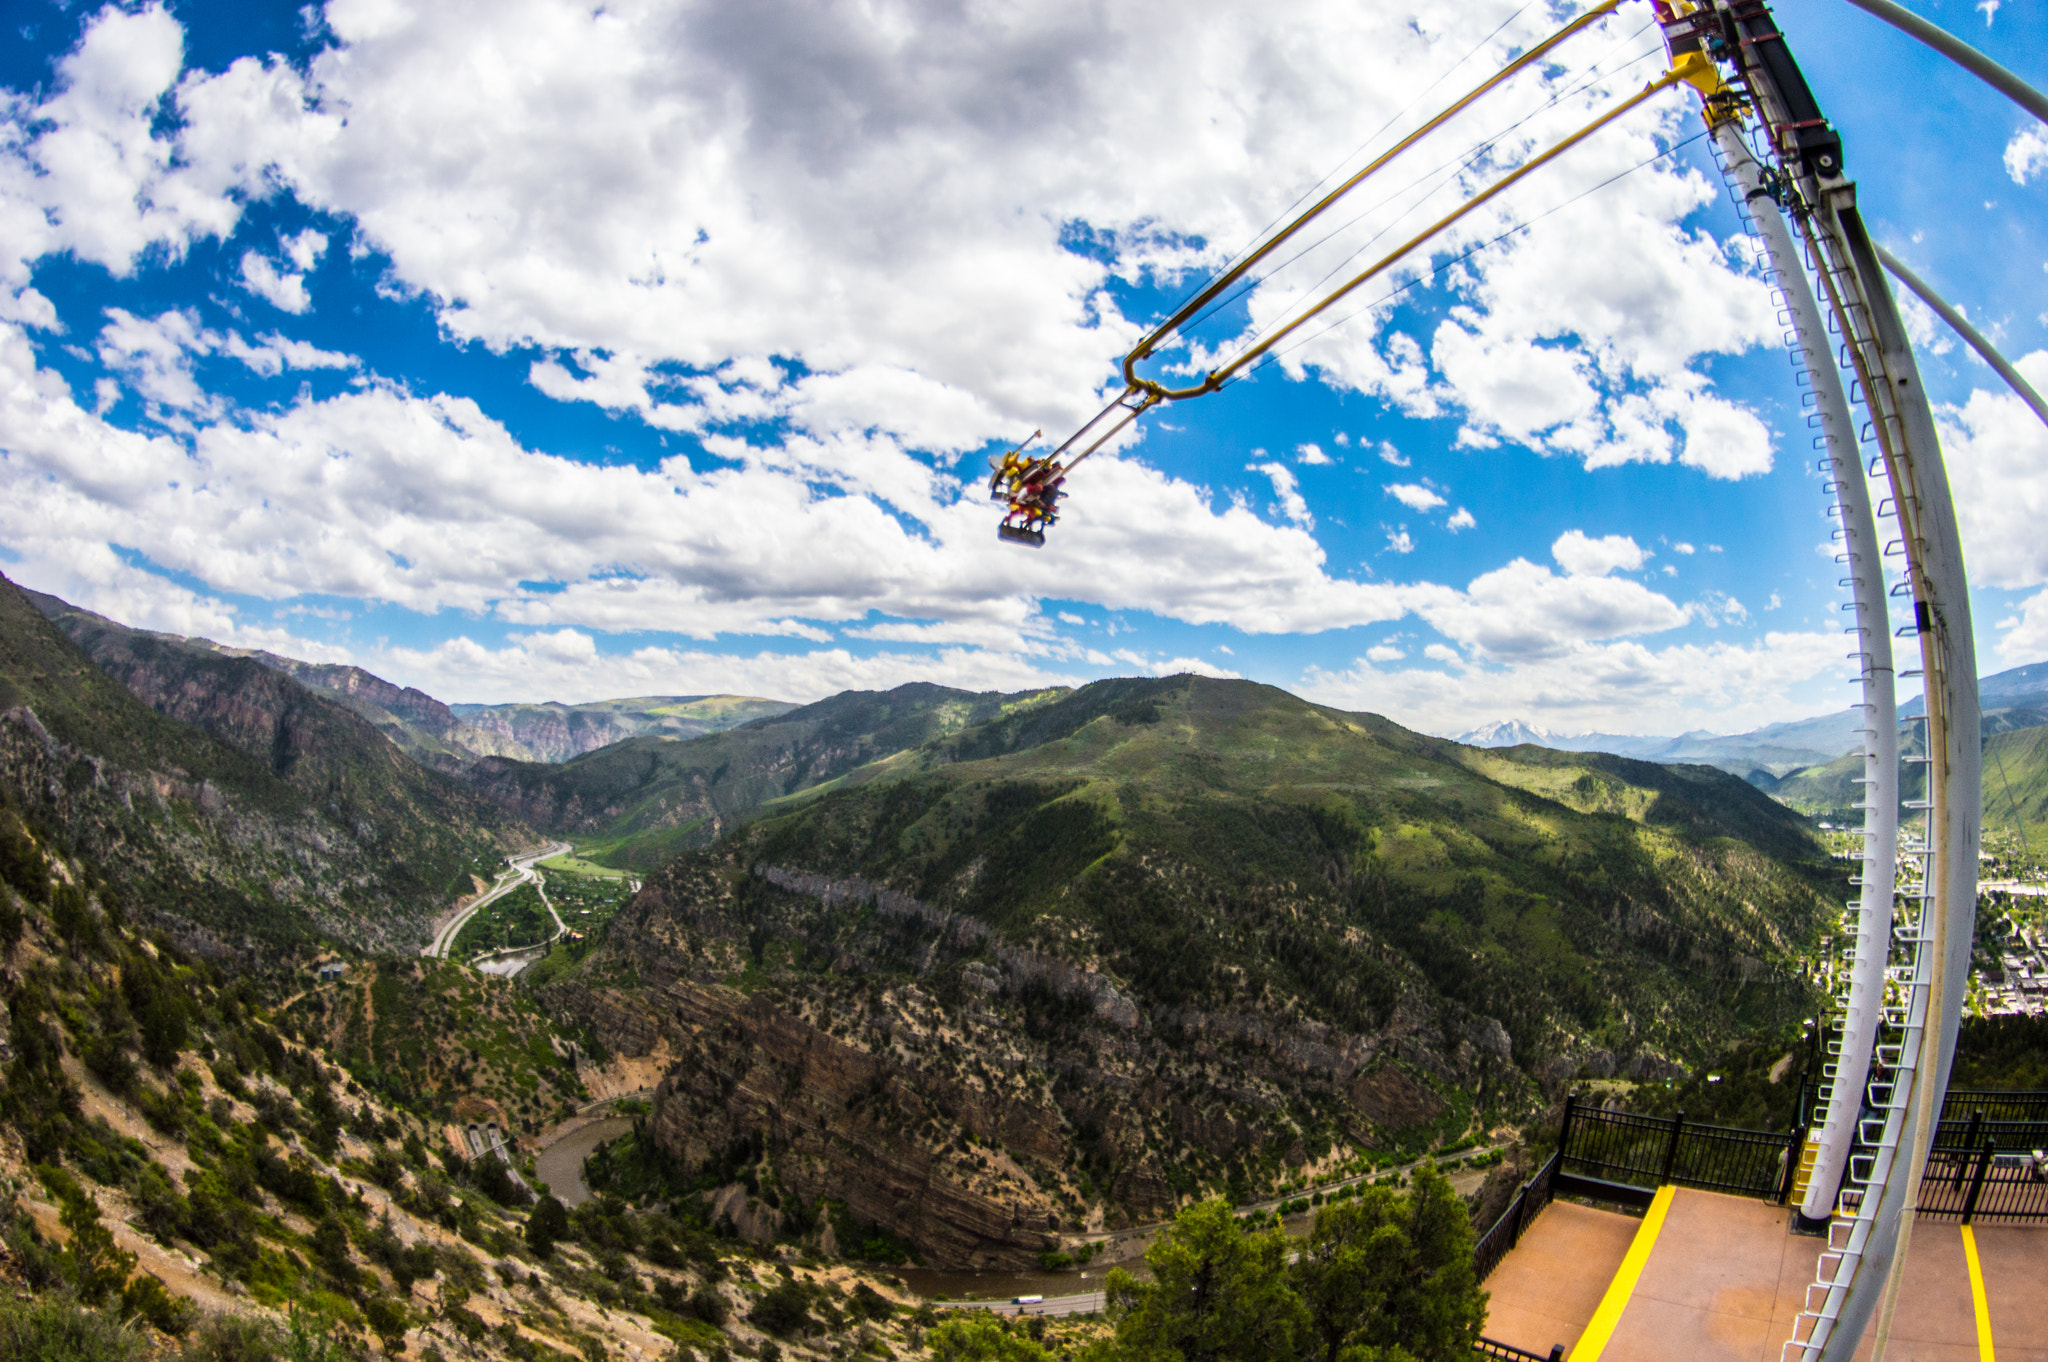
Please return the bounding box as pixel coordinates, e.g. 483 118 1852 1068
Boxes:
536 673 1839 1264
1 574 524 956
22 589 791 771
1455 660 2048 780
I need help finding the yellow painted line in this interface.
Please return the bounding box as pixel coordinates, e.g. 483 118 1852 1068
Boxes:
1961 1225 1995 1362
1571 1184 1677 1361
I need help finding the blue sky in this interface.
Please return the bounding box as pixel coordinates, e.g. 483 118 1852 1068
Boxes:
1 0 2044 735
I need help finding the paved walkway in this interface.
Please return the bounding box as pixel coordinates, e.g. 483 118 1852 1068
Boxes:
1483 1189 2048 1361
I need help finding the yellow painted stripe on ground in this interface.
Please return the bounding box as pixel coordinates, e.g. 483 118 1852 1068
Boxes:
1961 1225 1996 1362
1569 1184 1677 1361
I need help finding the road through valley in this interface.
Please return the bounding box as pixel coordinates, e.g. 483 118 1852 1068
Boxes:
424 842 571 959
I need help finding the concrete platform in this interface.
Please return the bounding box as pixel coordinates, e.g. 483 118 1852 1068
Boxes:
1483 1188 2048 1361
1480 1200 1641 1357
1969 1223 2048 1362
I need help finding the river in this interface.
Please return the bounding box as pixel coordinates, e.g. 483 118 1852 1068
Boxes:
533 1115 633 1206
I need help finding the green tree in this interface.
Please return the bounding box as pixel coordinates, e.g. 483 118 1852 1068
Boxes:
1387 1165 1486 1362
362 1297 410 1356
60 1190 136 1307
1291 1190 1410 1362
313 1214 354 1283
747 1281 814 1339
1101 1199 1306 1362
121 1274 198 1338
1284 1165 1485 1362
525 1195 568 1258
927 1315 1053 1362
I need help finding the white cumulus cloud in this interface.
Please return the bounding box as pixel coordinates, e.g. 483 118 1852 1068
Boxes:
1552 530 1648 577
1254 462 1314 529
1302 629 1845 734
1385 482 1447 513
1940 352 2048 594
1421 557 1685 661
2006 124 2048 186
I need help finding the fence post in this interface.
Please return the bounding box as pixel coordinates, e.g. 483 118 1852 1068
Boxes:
1661 1111 1686 1185
1507 1183 1529 1250
1952 1111 1983 1189
1558 1092 1578 1166
1777 1127 1806 1204
1961 1136 1995 1224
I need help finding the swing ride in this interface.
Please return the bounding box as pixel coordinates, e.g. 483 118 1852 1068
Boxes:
993 3 2048 1357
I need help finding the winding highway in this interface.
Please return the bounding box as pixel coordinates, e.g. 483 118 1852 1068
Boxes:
425 842 571 959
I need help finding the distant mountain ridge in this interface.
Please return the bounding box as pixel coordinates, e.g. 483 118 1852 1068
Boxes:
450 694 796 762
1453 713 1861 776
464 683 1070 869
19 589 793 769
1454 659 2048 778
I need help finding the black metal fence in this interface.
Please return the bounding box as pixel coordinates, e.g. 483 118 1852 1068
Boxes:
1917 1137 2048 1223
1553 1096 1797 1206
1943 1087 2048 1126
1472 1151 1559 1283
1473 1337 1561 1361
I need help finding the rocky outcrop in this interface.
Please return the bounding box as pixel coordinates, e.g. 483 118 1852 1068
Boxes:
644 981 1068 1268
246 656 536 764
450 697 798 764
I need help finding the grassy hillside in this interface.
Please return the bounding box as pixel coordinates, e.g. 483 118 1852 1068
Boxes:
729 676 1835 1065
467 682 1068 869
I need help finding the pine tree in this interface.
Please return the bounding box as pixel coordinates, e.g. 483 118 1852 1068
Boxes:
1100 1199 1306 1362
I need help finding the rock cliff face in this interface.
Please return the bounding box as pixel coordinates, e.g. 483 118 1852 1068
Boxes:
453 705 650 763
24 589 539 770
245 656 537 765
545 848 1517 1268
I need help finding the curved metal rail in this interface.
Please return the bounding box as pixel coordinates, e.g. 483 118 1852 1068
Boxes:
1649 4 1982 1357
1028 8 1987 1343
1709 125 1901 1235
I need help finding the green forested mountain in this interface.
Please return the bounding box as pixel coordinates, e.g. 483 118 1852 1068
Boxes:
544 675 1839 1265
464 682 1068 869
0 574 523 954
1769 712 2048 844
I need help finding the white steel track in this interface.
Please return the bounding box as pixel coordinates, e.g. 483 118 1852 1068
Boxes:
1709 124 1901 1233
1667 6 1982 1359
